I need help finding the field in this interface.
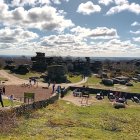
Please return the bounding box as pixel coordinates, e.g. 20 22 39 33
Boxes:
84 75 140 93
0 96 140 140
67 74 82 83
3 99 22 107
0 77 8 81
12 71 83 83
13 71 43 81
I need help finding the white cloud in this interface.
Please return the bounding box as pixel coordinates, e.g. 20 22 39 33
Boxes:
77 1 101 15
11 0 69 7
130 30 140 35
94 39 140 57
114 0 129 5
99 0 113 6
0 5 74 32
51 0 69 4
71 26 118 39
0 27 39 55
0 0 9 13
39 34 93 56
106 1 140 15
131 21 140 26
133 37 140 42
11 0 50 7
0 27 38 44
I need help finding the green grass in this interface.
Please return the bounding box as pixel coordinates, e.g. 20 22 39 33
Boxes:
67 74 82 83
12 71 83 83
0 98 140 140
3 99 22 107
13 72 43 81
125 82 140 93
86 75 101 84
85 75 140 93
0 77 8 81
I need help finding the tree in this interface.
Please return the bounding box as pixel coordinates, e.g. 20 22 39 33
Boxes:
47 65 67 83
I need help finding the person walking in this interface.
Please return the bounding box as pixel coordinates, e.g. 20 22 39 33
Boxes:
0 88 4 107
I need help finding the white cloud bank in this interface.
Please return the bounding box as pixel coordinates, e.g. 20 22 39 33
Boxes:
71 26 119 39
77 1 101 15
106 0 140 15
0 1 74 32
99 0 113 6
133 37 140 42
11 0 69 7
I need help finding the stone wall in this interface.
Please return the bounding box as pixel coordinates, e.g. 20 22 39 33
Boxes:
0 93 59 117
15 93 59 116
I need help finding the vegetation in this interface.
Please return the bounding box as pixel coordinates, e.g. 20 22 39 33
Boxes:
0 99 140 140
3 99 22 107
67 74 82 83
13 71 42 80
85 75 140 93
47 65 67 83
0 77 8 81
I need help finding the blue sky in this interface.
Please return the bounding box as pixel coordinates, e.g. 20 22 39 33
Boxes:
0 0 140 57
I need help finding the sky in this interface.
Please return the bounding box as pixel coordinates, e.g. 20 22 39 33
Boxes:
0 0 140 57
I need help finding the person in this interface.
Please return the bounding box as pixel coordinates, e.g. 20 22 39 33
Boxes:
52 83 56 94
36 79 38 87
82 74 85 80
60 87 65 98
33 78 36 85
0 88 4 107
2 86 5 95
48 79 51 88
56 85 61 97
29 79 32 86
9 94 14 106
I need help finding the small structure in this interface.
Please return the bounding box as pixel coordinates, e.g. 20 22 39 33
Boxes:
81 91 89 105
24 92 35 104
73 88 82 97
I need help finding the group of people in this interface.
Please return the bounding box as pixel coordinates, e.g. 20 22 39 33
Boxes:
29 78 38 87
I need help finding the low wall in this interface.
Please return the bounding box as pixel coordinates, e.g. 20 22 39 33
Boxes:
0 93 59 117
69 86 140 99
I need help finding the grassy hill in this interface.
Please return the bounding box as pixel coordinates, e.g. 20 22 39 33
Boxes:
0 97 140 140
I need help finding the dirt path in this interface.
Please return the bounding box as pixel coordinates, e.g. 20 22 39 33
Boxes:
0 70 88 87
62 92 97 106
0 70 28 85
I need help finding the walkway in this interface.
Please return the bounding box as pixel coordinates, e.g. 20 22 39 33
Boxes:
0 70 88 87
